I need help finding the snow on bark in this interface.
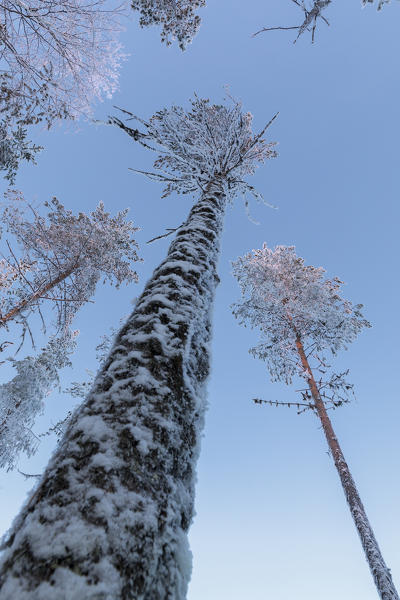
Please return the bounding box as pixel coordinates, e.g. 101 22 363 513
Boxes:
0 96 277 598
335 454 398 599
0 181 226 599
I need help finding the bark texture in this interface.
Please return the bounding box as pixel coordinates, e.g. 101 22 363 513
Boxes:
296 337 399 600
0 181 226 600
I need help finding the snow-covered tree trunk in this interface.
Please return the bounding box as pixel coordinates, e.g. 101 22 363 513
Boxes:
0 180 226 599
295 336 399 600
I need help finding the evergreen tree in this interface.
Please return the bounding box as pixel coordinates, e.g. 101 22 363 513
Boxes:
0 0 125 180
232 244 398 600
131 0 206 49
0 194 140 471
0 96 277 599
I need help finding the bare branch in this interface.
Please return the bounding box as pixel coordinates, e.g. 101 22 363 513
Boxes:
253 0 331 43
146 224 185 244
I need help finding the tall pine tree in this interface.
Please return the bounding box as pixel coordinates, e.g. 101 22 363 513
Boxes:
0 97 277 599
232 244 399 600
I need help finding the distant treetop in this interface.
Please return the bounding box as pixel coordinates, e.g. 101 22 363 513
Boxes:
131 0 206 49
232 244 370 383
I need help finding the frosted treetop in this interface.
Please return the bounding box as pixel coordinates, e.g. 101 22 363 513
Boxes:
111 96 278 202
1 194 140 332
232 244 370 383
131 0 206 50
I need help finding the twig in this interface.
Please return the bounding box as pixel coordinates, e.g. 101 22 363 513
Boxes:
146 224 184 244
37 295 93 303
253 26 300 37
17 470 41 480
253 397 314 413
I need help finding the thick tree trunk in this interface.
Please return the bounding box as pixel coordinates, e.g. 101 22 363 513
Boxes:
295 336 399 600
0 180 226 600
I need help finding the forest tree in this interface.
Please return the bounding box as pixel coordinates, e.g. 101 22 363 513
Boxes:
232 244 399 600
0 194 140 471
0 96 277 599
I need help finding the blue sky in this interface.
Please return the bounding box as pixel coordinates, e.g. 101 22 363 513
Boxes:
1 1 400 598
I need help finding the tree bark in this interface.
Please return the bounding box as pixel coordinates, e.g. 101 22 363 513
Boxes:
295 336 399 600
0 180 226 599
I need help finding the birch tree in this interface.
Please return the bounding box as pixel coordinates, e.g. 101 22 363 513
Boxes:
232 244 398 600
0 193 140 471
0 0 125 180
0 96 277 599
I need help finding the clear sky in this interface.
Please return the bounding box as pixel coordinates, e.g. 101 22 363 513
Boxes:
1 1 400 599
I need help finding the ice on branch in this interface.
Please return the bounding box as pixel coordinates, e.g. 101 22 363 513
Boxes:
131 0 206 49
110 96 278 203
232 244 370 383
0 332 76 471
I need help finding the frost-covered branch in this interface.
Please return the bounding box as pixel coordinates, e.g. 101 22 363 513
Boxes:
109 95 278 204
0 96 277 598
0 117 42 182
362 0 393 9
254 0 331 43
0 331 76 471
254 0 395 43
0 0 126 179
131 0 206 49
0 193 140 469
0 191 140 343
254 397 315 414
232 244 370 384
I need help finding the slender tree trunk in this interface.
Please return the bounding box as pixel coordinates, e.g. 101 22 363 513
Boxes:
295 336 399 600
0 265 75 326
0 180 226 600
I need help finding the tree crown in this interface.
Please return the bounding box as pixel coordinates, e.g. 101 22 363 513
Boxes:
111 96 278 203
1 193 141 337
131 0 206 50
232 244 370 383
